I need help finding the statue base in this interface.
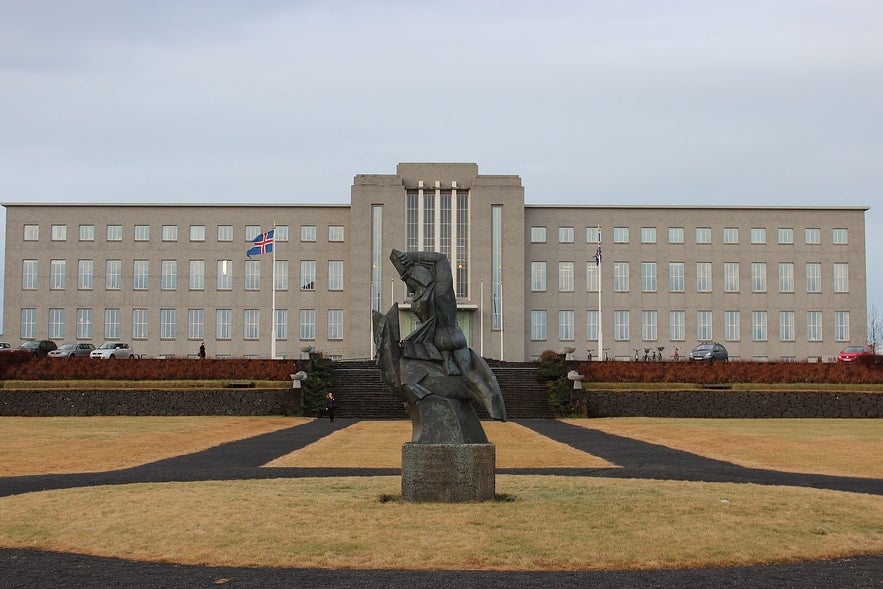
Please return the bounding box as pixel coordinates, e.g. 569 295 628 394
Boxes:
401 443 495 503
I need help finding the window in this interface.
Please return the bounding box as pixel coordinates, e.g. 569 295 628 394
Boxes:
805 228 821 245
725 311 740 341
328 309 344 340
558 227 574 243
67 306 92 340
275 309 288 341
50 260 66 289
751 311 767 341
696 227 711 244
723 227 738 244
696 262 711 292
245 260 261 290
189 260 205 290
51 224 67 241
531 227 547 243
531 310 547 340
613 262 629 292
807 311 822 341
833 228 848 245
613 227 629 243
161 260 177 290
300 225 317 242
244 309 260 340
275 260 288 291
586 310 599 341
132 309 148 339
779 263 794 293
299 309 315 340
24 224 39 241
668 227 684 244
833 263 848 293
834 311 850 342
491 206 502 330
328 261 344 291
133 260 149 290
217 260 233 290
779 311 795 342
669 262 684 293
162 225 178 241
77 260 94 290
559 310 574 341
558 262 574 292
586 226 600 244
79 225 94 241
585 263 598 292
300 260 316 291
21 308 37 339
216 309 232 340
107 225 122 241
697 311 713 341
105 308 120 339
245 225 261 241
641 227 656 244
778 228 793 244
189 225 206 241
751 262 766 293
22 260 38 289
106 260 121 290
614 310 629 341
217 225 233 241
724 262 739 293
160 309 176 339
641 310 657 341
134 225 150 241
328 225 344 242
806 263 821 293
750 228 766 244
276 225 289 242
48 308 65 339
188 309 204 340
669 310 685 341
530 262 547 291
641 262 656 292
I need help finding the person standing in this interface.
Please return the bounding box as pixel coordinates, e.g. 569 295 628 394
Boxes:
325 392 337 422
198 342 206 359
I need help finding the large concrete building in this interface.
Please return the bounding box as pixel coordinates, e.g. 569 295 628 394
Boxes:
3 162 869 362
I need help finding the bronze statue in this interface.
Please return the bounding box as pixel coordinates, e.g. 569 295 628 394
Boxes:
373 249 506 444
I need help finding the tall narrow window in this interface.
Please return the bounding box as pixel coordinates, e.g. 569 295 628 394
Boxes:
132 309 148 339
586 310 599 341
106 260 121 290
217 260 233 290
133 260 149 290
423 190 435 252
559 310 574 341
834 311 849 342
751 311 767 341
78 260 94 290
275 260 289 291
696 263 711 292
105 308 120 339
724 262 739 293
613 262 629 292
492 206 502 331
456 192 469 298
328 309 343 340
725 311 740 341
585 263 598 292
806 263 821 293
160 309 176 339
372 205 383 312
559 262 574 292
245 260 260 291
531 262 547 291
21 308 37 339
641 310 657 341
751 262 766 293
50 260 66 289
779 311 794 341
48 308 65 339
300 260 316 291
244 309 260 340
530 310 547 340
23 260 38 289
328 260 344 291
161 260 177 290
439 190 451 259
669 262 684 292
188 309 204 340
833 263 848 293
807 311 822 341
614 310 629 340
641 262 656 292
275 309 288 340
696 311 713 341
669 310 685 341
216 309 232 340
299 309 315 340
778 262 794 293
189 260 205 290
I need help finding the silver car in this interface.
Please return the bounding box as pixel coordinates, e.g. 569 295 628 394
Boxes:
689 342 729 363
48 343 96 358
90 342 137 359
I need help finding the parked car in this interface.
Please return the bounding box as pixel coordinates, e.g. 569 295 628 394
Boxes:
689 342 728 363
48 342 96 358
0 342 11 352
90 342 137 359
837 345 874 362
18 340 58 358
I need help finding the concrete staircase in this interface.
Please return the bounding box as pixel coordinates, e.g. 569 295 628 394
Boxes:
330 360 553 419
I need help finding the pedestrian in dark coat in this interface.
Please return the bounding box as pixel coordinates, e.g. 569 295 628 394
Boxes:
325 392 337 422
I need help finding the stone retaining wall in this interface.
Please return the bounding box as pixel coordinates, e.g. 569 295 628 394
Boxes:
0 389 302 416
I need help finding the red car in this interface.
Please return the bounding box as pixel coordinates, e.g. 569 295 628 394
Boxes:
837 345 874 362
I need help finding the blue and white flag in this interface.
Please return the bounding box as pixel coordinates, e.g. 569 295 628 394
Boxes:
247 230 274 257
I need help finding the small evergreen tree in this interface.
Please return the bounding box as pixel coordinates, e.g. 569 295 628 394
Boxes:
537 350 572 417
303 354 334 417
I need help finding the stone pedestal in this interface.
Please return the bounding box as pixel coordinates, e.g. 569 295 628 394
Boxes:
401 443 495 503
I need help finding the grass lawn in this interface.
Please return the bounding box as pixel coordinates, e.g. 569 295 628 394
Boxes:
0 418 881 570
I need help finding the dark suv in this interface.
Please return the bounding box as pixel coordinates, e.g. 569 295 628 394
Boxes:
17 340 58 358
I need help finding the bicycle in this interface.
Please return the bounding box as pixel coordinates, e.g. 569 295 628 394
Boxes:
672 346 680 361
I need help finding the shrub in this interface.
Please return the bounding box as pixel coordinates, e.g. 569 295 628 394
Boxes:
537 350 572 417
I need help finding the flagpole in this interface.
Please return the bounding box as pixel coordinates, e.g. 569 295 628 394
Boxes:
499 281 504 361
597 225 602 362
271 225 277 360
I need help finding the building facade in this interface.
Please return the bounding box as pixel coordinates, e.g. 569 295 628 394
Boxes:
3 162 869 361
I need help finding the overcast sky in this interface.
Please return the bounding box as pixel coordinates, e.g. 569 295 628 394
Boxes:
1 0 881 334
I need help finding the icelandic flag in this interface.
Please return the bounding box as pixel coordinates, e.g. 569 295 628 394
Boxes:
594 230 602 266
247 230 274 257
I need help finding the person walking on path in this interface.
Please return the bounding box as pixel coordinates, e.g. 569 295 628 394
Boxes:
198 342 206 359
325 392 337 422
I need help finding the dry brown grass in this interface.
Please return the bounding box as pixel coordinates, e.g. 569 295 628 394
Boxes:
265 421 615 469
569 418 883 478
0 476 881 570
0 416 304 476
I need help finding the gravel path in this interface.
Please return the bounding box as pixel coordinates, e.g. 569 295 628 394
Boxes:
1 418 881 588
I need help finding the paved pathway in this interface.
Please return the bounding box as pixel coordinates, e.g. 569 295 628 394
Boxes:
1 418 881 588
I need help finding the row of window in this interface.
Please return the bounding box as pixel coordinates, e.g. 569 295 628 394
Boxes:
531 226 848 246
530 309 851 343
19 308 343 341
22 259 344 292
22 223 345 243
531 261 850 294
